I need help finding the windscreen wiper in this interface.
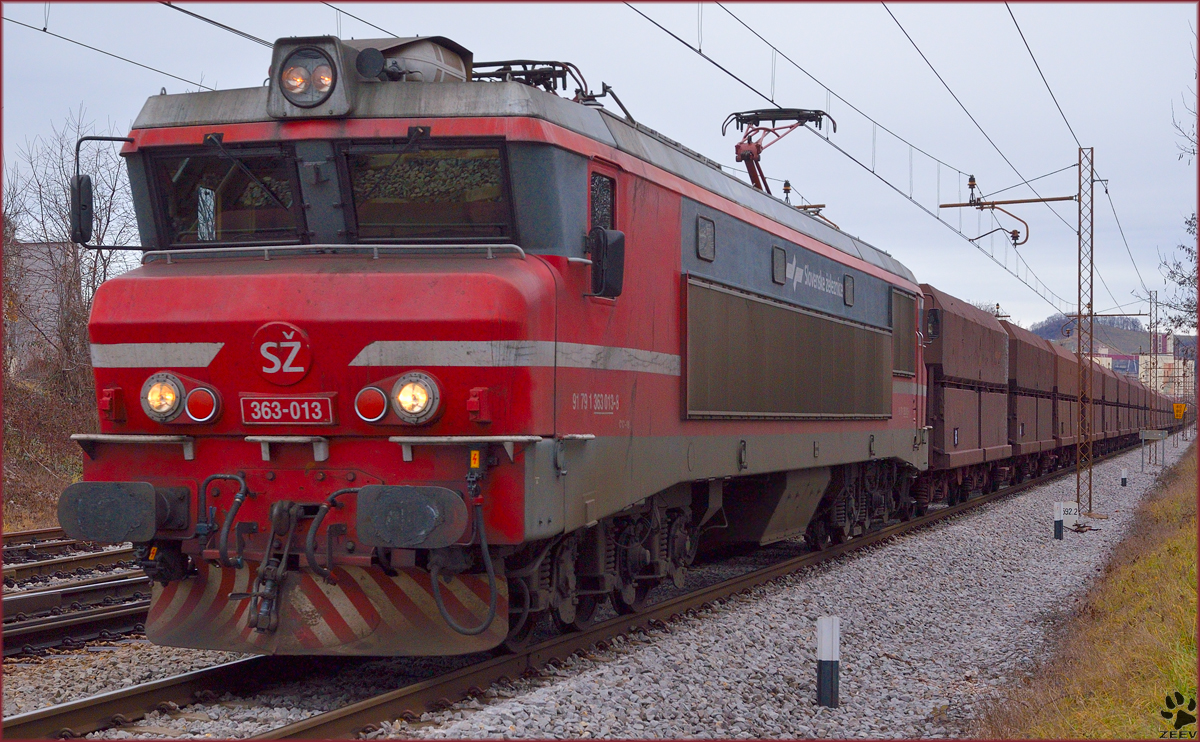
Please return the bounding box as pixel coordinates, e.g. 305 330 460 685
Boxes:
203 133 292 213
350 126 431 207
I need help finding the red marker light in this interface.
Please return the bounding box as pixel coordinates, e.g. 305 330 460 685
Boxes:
185 387 218 423
355 387 388 422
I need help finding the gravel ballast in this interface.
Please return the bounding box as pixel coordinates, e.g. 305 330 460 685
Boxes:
3 439 1188 738
367 443 1188 739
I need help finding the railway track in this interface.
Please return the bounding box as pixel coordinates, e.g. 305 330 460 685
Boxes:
2 528 81 565
3 547 139 584
3 450 1125 740
3 528 137 585
3 527 68 547
3 575 153 657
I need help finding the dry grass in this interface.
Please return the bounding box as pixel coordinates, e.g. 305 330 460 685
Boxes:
976 443 1198 739
3 375 95 531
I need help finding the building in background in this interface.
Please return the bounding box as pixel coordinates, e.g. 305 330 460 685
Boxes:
1093 344 1139 377
1138 332 1195 399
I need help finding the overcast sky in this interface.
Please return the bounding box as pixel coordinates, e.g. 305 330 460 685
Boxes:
3 2 1196 327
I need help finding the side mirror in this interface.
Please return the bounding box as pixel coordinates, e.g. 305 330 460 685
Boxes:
70 174 94 244
587 227 625 299
925 307 941 340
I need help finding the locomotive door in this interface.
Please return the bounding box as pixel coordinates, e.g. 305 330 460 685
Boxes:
553 159 679 531
556 160 630 436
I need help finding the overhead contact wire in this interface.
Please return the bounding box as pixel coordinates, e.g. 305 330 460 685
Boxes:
159 2 272 47
1005 3 1081 149
715 2 969 177
1005 2 1151 301
714 2 1077 313
882 4 1075 232
805 124 1071 314
625 4 1071 314
3 16 213 90
624 4 778 109
321 2 400 38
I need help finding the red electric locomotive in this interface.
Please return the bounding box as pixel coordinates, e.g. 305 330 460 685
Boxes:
59 34 1177 657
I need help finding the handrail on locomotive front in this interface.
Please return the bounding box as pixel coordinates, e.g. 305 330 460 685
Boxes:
140 243 528 265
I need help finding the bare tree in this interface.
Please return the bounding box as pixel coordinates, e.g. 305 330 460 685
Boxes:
969 300 1012 321
1161 213 1197 332
4 106 138 400
1174 36 1197 165
1161 38 1198 333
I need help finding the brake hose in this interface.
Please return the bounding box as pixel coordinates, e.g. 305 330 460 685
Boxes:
304 489 360 583
430 502 498 636
215 476 251 568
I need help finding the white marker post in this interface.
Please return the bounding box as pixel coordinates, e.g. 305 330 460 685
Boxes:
1121 468 1128 487
1055 502 1079 538
816 616 840 708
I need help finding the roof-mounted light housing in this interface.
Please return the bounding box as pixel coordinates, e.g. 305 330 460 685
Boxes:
267 35 360 118
267 35 475 120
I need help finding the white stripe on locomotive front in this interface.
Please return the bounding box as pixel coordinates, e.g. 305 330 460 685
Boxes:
91 342 225 368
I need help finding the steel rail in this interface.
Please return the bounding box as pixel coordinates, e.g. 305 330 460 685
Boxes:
4 547 137 582
4 575 151 617
4 539 85 560
3 600 150 658
2 657 276 739
6 571 145 597
2 527 68 547
2 438 1157 740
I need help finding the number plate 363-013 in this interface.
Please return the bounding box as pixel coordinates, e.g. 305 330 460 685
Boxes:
241 396 335 425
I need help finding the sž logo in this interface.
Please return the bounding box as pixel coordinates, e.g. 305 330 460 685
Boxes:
252 322 312 386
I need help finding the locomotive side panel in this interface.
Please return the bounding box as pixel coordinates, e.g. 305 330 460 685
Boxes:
684 280 892 418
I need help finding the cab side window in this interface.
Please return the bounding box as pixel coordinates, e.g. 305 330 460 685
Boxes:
590 173 615 231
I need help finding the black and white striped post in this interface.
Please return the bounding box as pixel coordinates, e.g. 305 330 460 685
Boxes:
1053 502 1064 540
1121 468 1128 487
817 615 840 708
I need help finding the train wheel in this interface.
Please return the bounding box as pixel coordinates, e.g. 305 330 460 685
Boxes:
612 582 652 615
495 576 541 653
500 603 542 653
549 537 595 632
611 519 653 614
554 595 597 632
805 519 831 551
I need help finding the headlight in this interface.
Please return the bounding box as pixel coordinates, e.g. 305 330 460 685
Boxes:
313 64 334 93
391 372 440 425
282 65 310 94
278 48 336 108
141 373 183 422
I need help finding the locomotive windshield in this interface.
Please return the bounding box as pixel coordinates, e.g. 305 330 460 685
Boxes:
152 151 301 246
345 145 512 241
